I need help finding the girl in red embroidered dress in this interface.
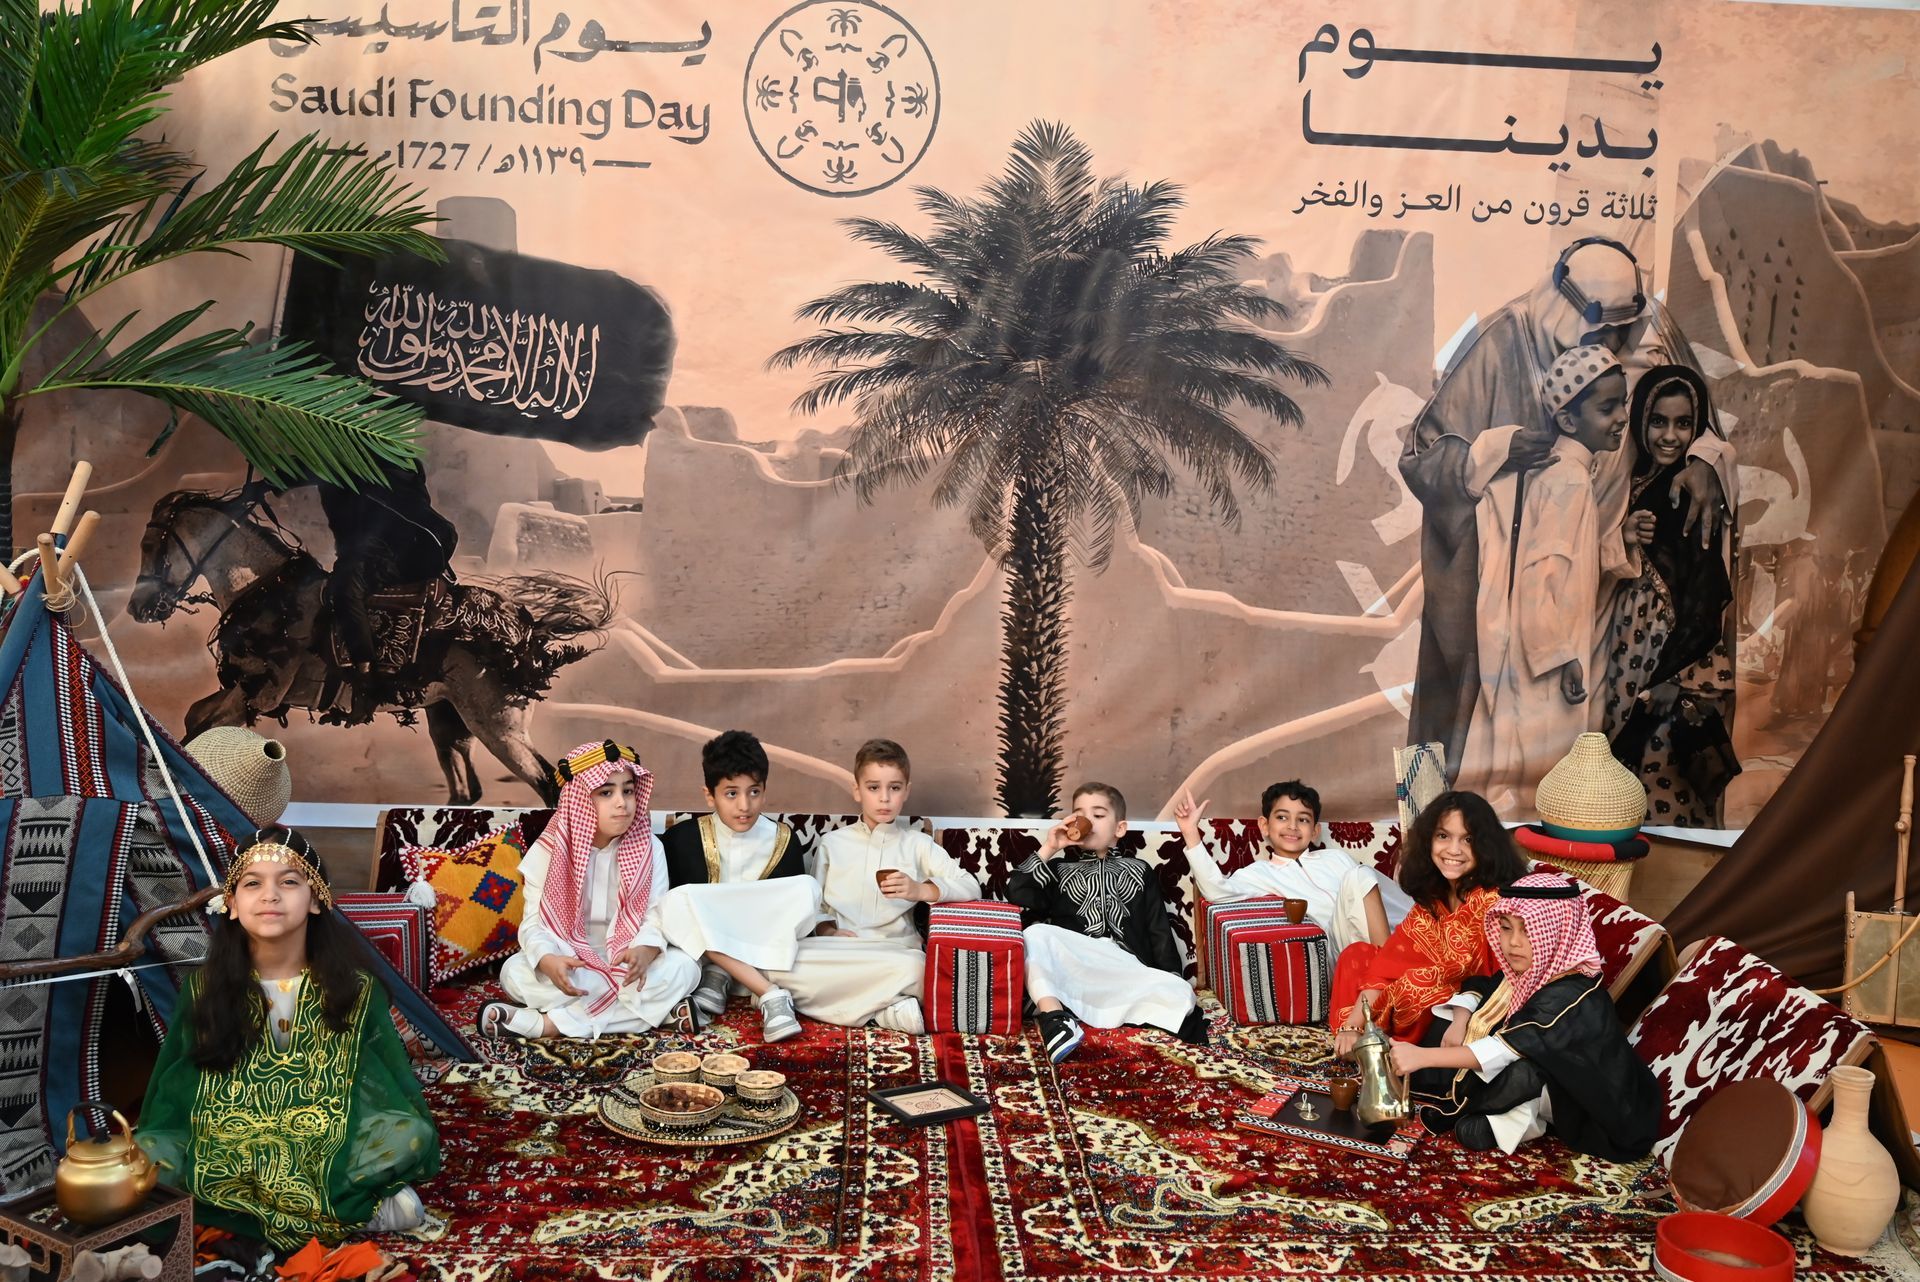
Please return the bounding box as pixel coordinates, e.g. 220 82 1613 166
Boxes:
1330 791 1526 1052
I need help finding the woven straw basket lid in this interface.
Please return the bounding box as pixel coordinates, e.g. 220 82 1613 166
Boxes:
185 727 292 826
1534 732 1647 839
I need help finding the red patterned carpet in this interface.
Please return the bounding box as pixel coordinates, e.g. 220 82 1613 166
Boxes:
378 980 1898 1281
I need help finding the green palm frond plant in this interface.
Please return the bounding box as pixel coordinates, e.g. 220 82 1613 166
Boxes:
772 121 1328 816
0 0 445 554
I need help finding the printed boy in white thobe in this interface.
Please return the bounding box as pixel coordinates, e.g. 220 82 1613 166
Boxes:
1458 345 1629 805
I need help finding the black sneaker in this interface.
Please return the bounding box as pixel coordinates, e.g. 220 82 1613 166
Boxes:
1175 1005 1210 1047
1038 1010 1084 1063
1454 1113 1497 1152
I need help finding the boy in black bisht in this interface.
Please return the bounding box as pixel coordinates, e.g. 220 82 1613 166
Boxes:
1394 872 1661 1158
1008 782 1207 1063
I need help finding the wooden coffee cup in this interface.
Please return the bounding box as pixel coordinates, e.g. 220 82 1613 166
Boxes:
1328 1078 1359 1112
1283 898 1309 925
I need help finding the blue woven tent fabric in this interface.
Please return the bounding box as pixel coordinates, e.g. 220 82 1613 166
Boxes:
0 569 473 1197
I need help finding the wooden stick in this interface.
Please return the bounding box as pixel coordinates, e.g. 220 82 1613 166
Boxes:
49 460 92 538
55 510 99 587
0 563 19 597
0 886 217 982
1897 755 1916 914
35 533 57 589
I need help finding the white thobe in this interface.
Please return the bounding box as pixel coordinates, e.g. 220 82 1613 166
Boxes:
1458 434 1604 803
1022 924 1195 1033
765 820 982 1026
499 834 699 1037
653 816 820 970
1183 844 1413 954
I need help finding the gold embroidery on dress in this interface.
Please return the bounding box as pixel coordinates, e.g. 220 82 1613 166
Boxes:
758 824 792 881
698 816 793 881
190 976 371 1246
698 815 722 884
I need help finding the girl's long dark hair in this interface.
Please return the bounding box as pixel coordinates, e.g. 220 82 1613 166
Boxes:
190 830 372 1073
1398 791 1528 913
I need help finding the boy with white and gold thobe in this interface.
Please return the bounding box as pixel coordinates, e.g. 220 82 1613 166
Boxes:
761 738 981 1034
655 730 816 1042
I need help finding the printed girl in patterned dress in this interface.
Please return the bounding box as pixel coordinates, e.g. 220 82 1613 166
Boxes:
1599 365 1738 826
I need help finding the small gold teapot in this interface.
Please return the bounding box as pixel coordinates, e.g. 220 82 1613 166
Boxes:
55 1103 157 1226
1347 1004 1412 1126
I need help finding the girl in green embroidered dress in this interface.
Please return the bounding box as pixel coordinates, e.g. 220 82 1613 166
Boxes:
137 828 440 1250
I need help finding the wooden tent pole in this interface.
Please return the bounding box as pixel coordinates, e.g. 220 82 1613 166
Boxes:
1896 754 1916 913
54 510 99 591
49 461 92 539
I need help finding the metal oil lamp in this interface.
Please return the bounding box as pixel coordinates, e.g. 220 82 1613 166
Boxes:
55 1104 157 1226
1347 1004 1412 1126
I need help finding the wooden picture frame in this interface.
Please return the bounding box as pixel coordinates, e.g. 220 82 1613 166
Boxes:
868 1081 990 1127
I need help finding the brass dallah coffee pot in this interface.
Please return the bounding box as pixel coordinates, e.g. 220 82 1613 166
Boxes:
1348 1004 1412 1126
55 1104 158 1226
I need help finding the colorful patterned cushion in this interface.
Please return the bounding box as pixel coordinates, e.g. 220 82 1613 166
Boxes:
335 893 433 992
373 805 550 891
399 824 530 983
1200 900 1331 1025
924 901 1027 1035
1629 935 1875 1156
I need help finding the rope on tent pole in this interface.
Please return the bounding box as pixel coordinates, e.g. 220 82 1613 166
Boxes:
71 564 224 892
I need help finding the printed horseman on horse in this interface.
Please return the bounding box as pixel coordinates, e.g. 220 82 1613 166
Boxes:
129 469 614 805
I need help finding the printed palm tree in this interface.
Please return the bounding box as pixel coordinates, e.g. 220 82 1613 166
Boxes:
0 0 441 555
772 121 1327 816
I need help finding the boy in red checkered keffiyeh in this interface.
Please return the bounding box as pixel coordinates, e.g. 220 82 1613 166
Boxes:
482 741 703 1039
1387 873 1661 1159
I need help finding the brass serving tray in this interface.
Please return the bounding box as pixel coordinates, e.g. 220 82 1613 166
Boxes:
597 1069 802 1147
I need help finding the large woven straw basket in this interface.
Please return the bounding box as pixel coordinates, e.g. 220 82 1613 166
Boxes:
185 727 292 826
1534 732 1647 841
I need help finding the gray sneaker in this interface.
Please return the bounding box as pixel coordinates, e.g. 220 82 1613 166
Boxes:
691 963 730 1019
758 987 802 1043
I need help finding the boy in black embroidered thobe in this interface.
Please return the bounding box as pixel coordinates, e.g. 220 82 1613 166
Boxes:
1007 782 1206 1062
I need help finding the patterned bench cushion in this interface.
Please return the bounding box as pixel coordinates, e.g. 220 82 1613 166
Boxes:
1629 935 1875 1156
924 901 1026 1035
1585 887 1672 1000
336 892 433 992
1201 900 1331 1025
373 808 934 891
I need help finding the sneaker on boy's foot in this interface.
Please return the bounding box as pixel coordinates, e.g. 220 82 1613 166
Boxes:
758 988 802 1043
1037 1010 1084 1063
691 963 731 1019
870 997 926 1034
1175 1005 1210 1047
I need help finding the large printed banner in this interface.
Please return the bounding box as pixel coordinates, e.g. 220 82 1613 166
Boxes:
28 0 1918 822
